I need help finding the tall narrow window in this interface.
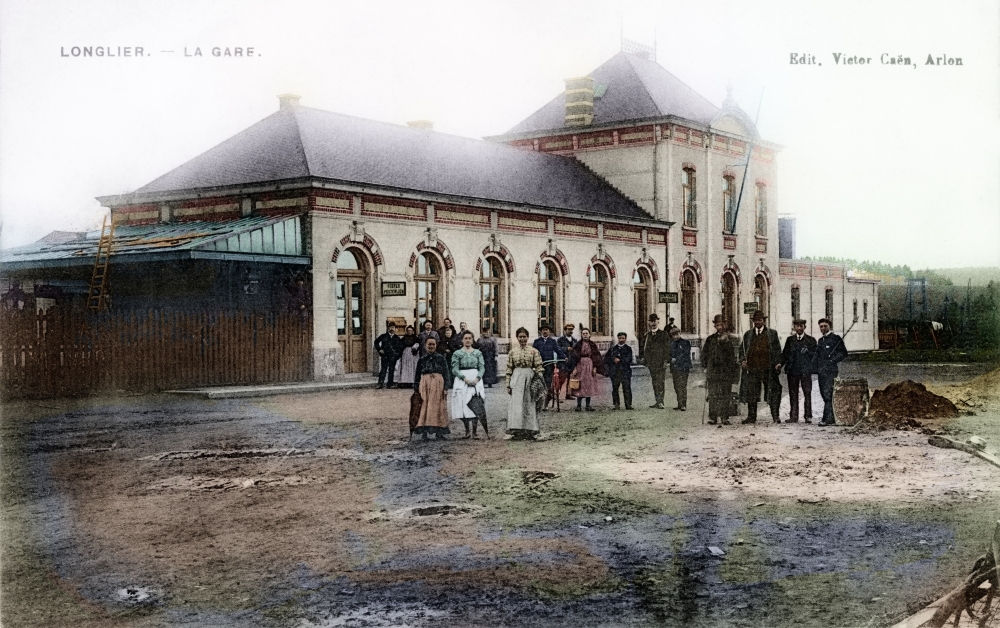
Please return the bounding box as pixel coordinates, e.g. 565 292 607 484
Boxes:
853 299 859 322
755 183 767 237
825 288 834 324
538 260 560 332
415 253 440 329
723 175 737 233
682 168 697 228
791 285 801 320
863 299 869 322
633 268 651 336
681 269 697 333
722 272 737 332
588 264 609 336
480 257 505 336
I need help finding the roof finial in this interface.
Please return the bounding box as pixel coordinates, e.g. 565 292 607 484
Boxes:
722 82 738 109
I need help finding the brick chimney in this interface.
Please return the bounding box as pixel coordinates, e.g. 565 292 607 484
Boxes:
564 77 595 127
278 93 301 110
406 120 434 130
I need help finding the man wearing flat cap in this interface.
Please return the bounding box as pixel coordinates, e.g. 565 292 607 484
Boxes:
638 313 670 409
739 309 783 424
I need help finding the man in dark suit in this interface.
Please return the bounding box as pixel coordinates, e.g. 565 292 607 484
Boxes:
533 325 566 391
739 310 783 424
374 323 404 389
702 315 739 425
668 327 692 411
815 317 848 425
556 323 578 400
782 318 818 423
638 313 670 409
605 332 634 410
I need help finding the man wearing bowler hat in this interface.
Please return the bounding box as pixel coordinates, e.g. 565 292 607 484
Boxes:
701 314 740 425
638 313 670 409
738 309 783 424
782 318 818 423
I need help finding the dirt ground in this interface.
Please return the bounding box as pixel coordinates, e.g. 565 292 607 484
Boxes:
2 362 999 628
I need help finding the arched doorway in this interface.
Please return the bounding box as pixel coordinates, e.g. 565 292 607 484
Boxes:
633 267 652 336
415 252 441 329
538 259 561 332
480 257 506 336
681 269 697 333
722 271 738 332
336 249 369 373
753 274 769 322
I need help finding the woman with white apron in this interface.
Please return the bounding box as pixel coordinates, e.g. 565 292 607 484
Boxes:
450 330 487 439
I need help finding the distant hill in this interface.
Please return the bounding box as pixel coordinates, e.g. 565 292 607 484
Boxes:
925 267 1000 287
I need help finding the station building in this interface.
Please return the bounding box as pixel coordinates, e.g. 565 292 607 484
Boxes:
3 50 879 380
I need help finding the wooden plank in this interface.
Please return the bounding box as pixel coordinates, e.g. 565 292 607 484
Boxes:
928 435 1000 469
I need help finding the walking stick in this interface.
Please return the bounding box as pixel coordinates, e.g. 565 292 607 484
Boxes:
702 388 708 425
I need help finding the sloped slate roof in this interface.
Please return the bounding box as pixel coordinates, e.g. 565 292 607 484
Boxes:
504 52 721 135
134 106 652 221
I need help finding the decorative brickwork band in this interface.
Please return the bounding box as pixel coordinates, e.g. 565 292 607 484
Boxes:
634 259 659 282
681 257 703 283
331 234 383 267
409 238 454 273
590 252 617 279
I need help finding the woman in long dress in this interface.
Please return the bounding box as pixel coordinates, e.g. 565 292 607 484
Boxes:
450 330 487 439
476 326 499 387
571 327 605 412
506 327 545 440
394 325 420 386
413 336 451 440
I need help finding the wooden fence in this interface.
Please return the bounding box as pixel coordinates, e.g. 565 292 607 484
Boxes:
0 308 313 399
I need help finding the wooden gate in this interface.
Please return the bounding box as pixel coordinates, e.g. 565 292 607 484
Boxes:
0 308 313 399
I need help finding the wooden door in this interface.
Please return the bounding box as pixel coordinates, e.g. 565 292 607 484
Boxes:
337 276 367 373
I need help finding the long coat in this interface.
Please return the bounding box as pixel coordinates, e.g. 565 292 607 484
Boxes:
738 327 783 403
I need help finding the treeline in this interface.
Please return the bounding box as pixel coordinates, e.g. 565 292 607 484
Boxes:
802 256 953 285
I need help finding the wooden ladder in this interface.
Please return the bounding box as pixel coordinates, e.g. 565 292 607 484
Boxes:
87 215 116 311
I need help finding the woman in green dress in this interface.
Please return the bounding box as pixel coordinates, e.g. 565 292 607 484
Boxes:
450 331 487 439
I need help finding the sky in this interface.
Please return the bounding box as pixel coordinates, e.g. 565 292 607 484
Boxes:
1 0 998 270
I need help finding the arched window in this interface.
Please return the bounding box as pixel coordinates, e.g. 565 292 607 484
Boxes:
791 285 801 320
722 175 737 233
538 260 560 332
480 257 505 336
681 269 697 333
682 168 697 228
722 272 738 332
588 264 610 336
825 288 835 324
755 183 767 237
415 252 440 329
633 268 652 336
753 274 768 320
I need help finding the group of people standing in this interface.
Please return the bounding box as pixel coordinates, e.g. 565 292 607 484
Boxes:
374 308 850 440
701 310 849 426
373 318 500 391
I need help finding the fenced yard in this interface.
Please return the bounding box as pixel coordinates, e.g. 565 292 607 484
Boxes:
0 308 312 398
